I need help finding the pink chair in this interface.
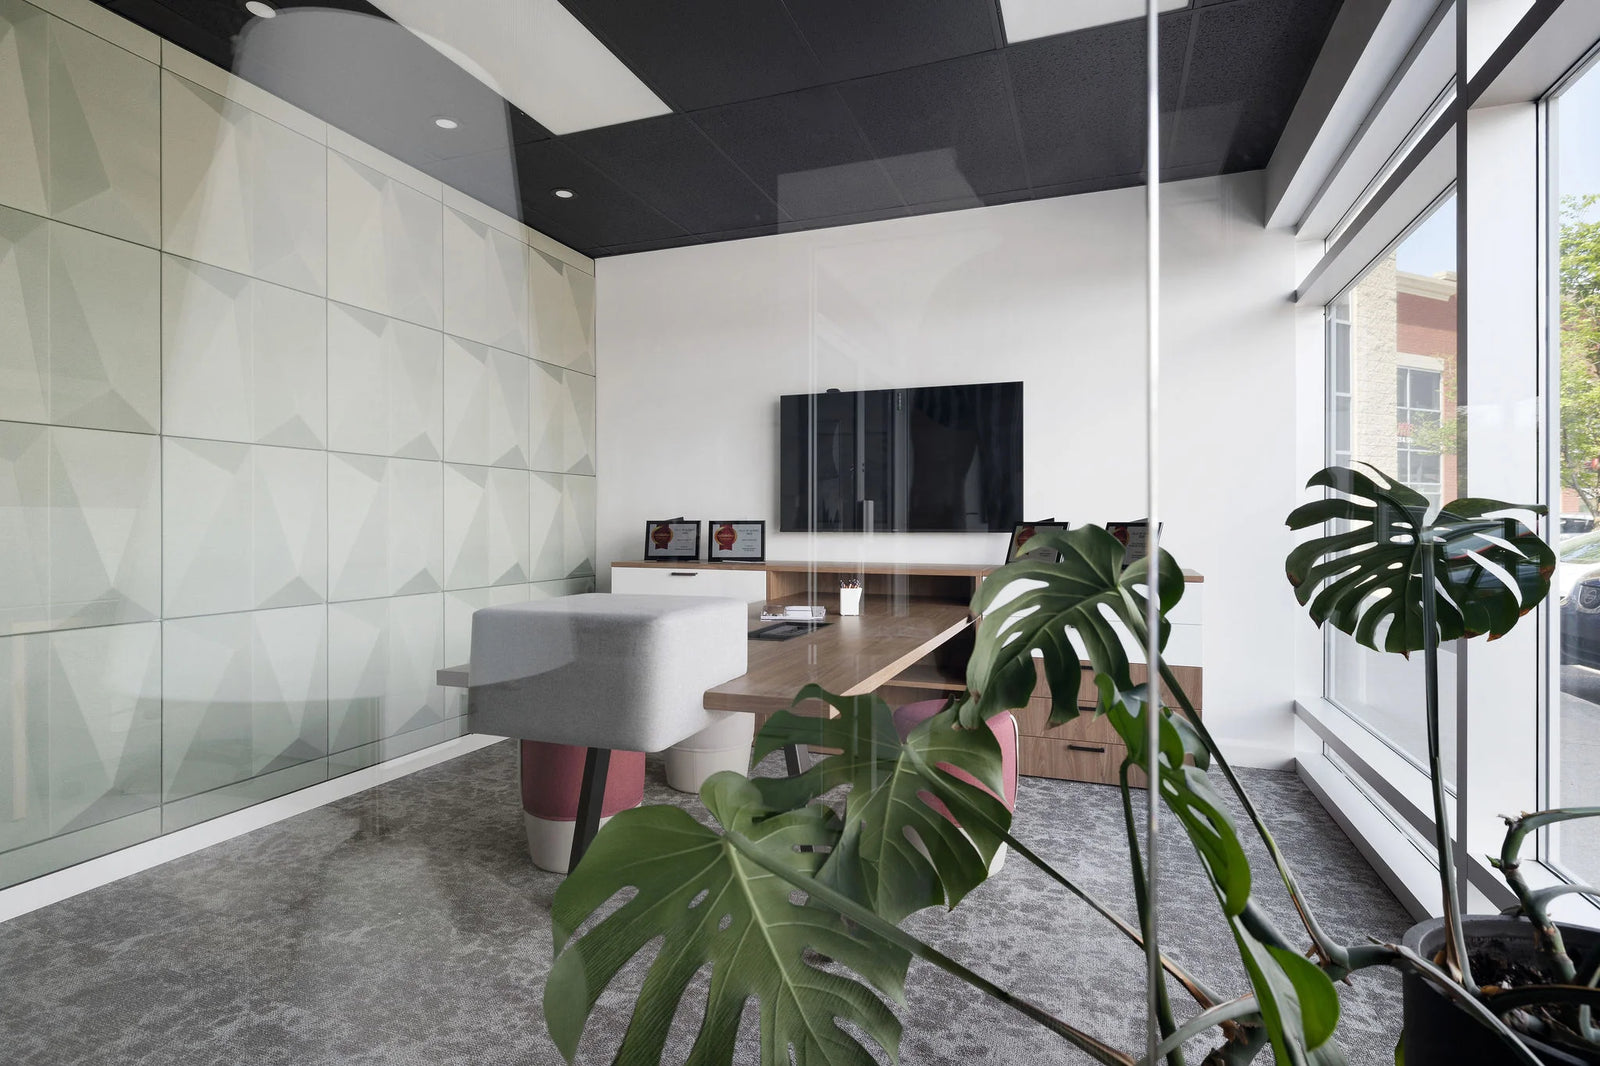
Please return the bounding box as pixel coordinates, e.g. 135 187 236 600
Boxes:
519 741 647 873
891 700 1019 872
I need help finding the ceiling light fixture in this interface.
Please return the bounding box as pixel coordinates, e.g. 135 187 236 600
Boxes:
433 117 460 130
244 1 277 18
999 0 1186 43
552 188 575 200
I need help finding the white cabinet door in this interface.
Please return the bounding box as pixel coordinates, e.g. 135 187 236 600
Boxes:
611 566 766 602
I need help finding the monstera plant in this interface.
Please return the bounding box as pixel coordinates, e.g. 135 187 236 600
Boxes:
540 465 1591 1065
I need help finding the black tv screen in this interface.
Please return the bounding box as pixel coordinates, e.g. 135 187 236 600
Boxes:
779 382 1023 533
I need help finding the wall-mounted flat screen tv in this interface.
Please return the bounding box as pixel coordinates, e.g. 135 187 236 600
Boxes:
779 381 1023 533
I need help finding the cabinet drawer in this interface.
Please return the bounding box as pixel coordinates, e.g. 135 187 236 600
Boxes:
611 566 767 602
1018 736 1169 788
1012 700 1123 745
1032 660 1202 711
1019 736 1127 786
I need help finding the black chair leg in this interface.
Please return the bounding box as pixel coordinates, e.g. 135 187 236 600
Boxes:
569 747 611 872
783 742 811 777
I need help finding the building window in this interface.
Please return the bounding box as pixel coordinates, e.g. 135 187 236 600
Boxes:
1552 51 1600 887
1396 366 1443 508
1325 195 1458 774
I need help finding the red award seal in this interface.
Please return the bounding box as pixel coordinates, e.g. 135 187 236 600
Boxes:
651 523 674 550
714 524 738 552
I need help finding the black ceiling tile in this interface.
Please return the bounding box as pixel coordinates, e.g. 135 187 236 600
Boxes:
774 204 910 233
1029 173 1143 201
510 140 692 252
836 51 1028 205
905 186 1035 216
591 235 706 258
1180 0 1343 150
1004 14 1189 189
690 86 904 221
562 115 786 234
783 0 1002 83
557 0 826 111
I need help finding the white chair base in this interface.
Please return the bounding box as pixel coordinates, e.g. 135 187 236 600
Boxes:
525 810 628 873
664 712 755 792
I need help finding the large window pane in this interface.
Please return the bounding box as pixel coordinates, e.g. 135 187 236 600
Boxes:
1326 196 1458 775
1554 55 1600 885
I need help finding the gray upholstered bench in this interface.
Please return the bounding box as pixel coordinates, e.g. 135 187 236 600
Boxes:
467 593 748 868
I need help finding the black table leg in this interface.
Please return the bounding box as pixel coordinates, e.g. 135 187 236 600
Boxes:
569 747 611 872
783 743 810 776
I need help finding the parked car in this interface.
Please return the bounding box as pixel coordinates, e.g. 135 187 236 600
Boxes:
1559 528 1600 668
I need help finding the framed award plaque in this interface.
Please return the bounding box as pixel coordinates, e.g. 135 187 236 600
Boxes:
644 519 701 562
708 520 765 562
1006 519 1067 563
1105 520 1161 565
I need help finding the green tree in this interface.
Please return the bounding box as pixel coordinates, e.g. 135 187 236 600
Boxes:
1561 193 1600 516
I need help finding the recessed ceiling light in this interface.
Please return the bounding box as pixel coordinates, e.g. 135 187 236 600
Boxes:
244 1 277 18
552 188 575 200
999 0 1187 43
433 117 459 130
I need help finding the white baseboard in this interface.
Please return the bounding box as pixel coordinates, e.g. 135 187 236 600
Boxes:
1211 736 1296 771
0 733 505 923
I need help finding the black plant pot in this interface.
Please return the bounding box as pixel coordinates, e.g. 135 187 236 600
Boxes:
1402 916 1600 1066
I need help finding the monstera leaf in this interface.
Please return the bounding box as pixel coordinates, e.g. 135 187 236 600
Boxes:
1285 464 1553 653
966 525 1187 725
752 685 1009 923
1103 682 1346 1066
544 773 910 1066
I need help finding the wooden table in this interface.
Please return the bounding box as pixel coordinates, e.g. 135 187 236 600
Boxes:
703 596 974 714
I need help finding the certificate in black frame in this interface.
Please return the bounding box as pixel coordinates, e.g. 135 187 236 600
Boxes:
1006 519 1068 563
708 520 766 562
644 519 701 562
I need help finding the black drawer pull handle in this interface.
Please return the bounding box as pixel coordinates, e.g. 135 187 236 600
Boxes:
1068 744 1106 754
669 572 699 577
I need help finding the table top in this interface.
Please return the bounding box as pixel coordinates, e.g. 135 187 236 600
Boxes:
702 596 972 713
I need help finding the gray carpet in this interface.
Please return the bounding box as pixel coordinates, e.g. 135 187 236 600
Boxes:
0 741 1411 1065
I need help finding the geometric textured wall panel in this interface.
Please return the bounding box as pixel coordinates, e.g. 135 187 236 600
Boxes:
47 219 161 433
327 452 443 603
0 204 50 424
443 334 529 469
327 302 442 460
529 359 596 476
443 206 528 355
161 71 326 295
0 0 595 886
0 620 161 851
0 0 50 218
162 255 326 448
161 603 328 803
529 246 595 374
327 151 441 330
563 473 597 579
327 592 443 756
45 16 160 248
162 438 327 618
44 620 162 836
0 421 161 635
443 463 529 591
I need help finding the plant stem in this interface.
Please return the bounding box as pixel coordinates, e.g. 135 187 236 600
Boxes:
1420 548 1473 990
1500 812 1579 985
1122 762 1185 1066
1140 997 1260 1066
727 831 1138 1066
1157 663 1350 973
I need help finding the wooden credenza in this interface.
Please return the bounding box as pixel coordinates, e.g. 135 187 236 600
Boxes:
608 559 1203 787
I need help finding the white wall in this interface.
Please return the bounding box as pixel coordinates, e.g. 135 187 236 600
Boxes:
596 172 1305 766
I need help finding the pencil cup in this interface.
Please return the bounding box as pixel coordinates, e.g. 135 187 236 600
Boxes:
839 586 863 616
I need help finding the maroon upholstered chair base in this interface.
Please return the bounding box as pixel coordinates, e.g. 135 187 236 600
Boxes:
891 700 1019 872
519 741 646 873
